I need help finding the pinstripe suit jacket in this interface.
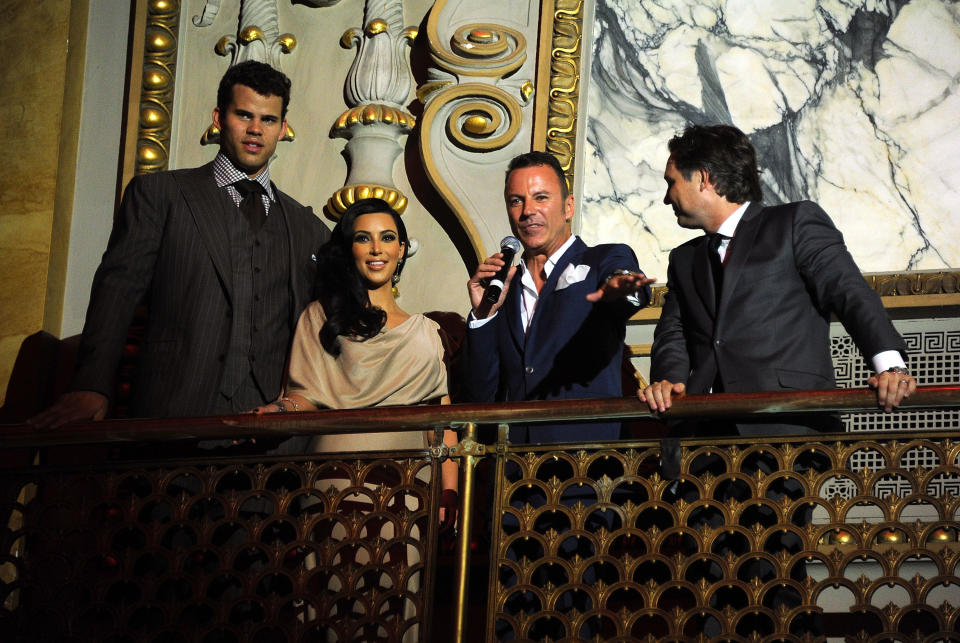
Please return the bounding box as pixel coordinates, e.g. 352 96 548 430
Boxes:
70 162 329 417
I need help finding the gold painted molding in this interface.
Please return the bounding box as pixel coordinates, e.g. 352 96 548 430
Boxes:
628 270 960 322
128 0 179 178
325 184 408 220
532 0 583 194
332 104 416 133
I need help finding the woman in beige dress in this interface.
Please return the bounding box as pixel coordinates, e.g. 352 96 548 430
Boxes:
254 197 459 514
254 198 460 640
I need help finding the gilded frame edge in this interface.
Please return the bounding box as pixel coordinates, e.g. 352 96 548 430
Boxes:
534 1 960 312
121 0 179 187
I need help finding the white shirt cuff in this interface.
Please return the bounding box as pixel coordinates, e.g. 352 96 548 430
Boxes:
871 350 906 374
468 310 497 329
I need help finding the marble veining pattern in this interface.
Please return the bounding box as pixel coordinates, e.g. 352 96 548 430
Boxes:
581 0 960 279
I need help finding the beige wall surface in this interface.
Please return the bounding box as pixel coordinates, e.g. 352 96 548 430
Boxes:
0 0 80 405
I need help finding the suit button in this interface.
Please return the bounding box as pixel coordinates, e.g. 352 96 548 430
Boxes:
525 366 534 374
715 339 721 345
218 354 225 362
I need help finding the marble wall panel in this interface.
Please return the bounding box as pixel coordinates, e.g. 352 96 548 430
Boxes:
580 0 960 280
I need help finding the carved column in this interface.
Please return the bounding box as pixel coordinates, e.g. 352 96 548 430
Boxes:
326 0 418 218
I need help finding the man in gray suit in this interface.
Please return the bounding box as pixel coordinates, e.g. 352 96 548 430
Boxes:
32 61 329 428
641 124 916 440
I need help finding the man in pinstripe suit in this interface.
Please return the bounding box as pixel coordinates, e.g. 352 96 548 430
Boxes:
31 61 329 428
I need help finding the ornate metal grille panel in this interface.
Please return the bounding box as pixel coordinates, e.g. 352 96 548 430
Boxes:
488 435 960 641
833 327 960 433
0 452 439 642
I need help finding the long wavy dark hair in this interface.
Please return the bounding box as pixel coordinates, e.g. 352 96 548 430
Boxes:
315 198 408 356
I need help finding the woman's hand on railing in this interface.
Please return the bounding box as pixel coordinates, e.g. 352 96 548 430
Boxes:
439 489 459 534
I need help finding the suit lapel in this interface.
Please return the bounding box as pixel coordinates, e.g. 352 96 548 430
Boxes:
174 163 234 302
504 270 525 352
693 236 717 318
525 238 586 348
717 202 763 316
272 186 299 325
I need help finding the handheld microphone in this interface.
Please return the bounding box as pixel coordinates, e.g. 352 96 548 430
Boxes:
483 236 522 304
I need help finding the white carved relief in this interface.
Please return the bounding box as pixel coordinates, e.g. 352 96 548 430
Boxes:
418 0 539 261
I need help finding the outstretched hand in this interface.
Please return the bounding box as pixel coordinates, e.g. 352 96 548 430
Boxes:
586 271 657 302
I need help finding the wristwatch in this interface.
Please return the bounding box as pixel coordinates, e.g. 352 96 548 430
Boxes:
604 269 634 283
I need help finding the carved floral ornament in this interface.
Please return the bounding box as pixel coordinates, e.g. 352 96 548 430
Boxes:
417 1 536 261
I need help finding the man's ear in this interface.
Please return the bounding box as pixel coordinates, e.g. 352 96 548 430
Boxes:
698 168 714 192
212 106 222 130
563 193 575 221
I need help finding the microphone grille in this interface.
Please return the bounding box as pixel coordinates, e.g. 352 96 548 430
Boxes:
500 236 522 254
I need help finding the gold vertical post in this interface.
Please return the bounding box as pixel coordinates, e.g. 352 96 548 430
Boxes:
453 422 480 643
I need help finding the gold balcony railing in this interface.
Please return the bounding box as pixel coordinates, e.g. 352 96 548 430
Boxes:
1 385 959 642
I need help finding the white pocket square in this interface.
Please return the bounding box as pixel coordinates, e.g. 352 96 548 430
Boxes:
554 263 591 291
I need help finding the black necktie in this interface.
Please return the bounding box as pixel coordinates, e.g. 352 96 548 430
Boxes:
708 233 725 297
234 179 266 232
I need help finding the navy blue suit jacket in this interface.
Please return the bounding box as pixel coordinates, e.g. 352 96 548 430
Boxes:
464 238 647 443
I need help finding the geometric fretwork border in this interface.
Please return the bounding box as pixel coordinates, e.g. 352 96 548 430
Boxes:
833 323 960 433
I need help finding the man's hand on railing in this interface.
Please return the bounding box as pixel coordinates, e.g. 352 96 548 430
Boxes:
640 379 686 413
869 369 918 412
28 391 108 429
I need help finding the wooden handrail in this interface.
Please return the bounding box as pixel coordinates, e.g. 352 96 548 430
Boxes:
1 385 958 448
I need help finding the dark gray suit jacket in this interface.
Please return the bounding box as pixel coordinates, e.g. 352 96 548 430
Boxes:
651 200 906 436
70 162 329 417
